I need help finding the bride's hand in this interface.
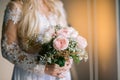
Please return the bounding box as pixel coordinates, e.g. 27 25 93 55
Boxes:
45 59 73 78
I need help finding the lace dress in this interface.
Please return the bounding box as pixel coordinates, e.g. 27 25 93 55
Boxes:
1 1 71 80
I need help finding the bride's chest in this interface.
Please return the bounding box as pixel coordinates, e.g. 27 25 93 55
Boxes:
40 14 58 26
38 13 60 34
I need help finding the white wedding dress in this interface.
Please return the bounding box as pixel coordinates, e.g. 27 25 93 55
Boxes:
1 1 71 80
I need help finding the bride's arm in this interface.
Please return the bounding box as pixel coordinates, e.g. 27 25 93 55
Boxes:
1 1 45 75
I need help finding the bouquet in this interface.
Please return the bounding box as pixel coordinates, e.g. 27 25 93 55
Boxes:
36 25 88 67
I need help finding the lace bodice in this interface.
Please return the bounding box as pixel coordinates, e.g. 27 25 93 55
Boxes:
1 1 67 76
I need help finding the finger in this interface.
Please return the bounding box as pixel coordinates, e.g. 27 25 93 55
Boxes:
59 64 71 72
53 73 65 78
54 65 67 72
54 69 65 74
50 72 65 78
57 74 65 78
65 60 72 68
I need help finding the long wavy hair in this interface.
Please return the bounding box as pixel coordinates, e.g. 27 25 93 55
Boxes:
11 0 62 39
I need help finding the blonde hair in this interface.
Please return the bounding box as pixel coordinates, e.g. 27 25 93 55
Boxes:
15 0 61 39
9 0 67 53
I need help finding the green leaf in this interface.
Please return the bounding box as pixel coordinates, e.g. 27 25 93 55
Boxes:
70 54 80 63
55 56 65 67
47 57 52 63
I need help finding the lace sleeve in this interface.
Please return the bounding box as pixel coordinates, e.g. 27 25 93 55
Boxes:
1 1 45 76
3 2 21 25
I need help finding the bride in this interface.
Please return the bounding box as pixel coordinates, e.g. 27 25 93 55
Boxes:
1 0 73 80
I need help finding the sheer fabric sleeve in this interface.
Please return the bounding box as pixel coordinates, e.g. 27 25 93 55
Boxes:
59 1 68 27
1 1 45 76
55 0 68 27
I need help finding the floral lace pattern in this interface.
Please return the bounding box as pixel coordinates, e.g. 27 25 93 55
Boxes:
1 2 45 76
1 34 45 76
4 4 22 25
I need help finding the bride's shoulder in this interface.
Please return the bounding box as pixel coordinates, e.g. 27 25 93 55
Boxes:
54 0 65 12
4 1 22 25
6 1 22 10
54 0 64 6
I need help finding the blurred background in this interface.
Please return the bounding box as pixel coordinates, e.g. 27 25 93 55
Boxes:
0 0 119 80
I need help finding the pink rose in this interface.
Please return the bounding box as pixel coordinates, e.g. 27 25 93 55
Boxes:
57 27 79 39
53 36 69 51
70 30 78 38
77 36 87 49
68 27 79 38
56 27 71 37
